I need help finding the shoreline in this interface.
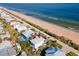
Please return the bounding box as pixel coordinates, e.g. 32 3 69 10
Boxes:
25 13 79 33
1 8 79 45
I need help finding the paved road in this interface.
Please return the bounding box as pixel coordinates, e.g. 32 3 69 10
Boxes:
3 9 79 56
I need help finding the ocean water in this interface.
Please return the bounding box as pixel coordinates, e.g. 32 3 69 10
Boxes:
0 3 79 31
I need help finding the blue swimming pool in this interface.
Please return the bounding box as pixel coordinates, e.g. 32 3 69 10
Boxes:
20 34 28 41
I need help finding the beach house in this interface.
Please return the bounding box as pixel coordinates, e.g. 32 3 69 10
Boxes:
0 41 17 56
0 12 7 19
0 12 15 23
4 17 14 23
10 21 20 26
20 29 35 41
11 22 27 32
14 24 27 32
45 47 65 56
30 36 45 50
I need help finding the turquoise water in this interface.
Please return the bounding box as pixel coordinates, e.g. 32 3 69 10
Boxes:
0 3 79 31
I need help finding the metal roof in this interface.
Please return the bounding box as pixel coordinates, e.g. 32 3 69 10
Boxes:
30 36 45 45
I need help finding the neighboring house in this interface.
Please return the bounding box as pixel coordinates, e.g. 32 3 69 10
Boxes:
45 47 65 56
0 12 14 23
0 41 17 56
14 23 27 32
4 17 14 23
20 29 35 41
0 32 10 40
30 36 45 50
11 21 27 32
0 12 7 19
10 21 20 26
0 12 10 19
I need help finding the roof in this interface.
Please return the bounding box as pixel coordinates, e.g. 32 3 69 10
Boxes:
0 47 16 56
4 17 14 23
0 40 12 50
45 47 65 56
54 50 65 56
30 36 45 45
0 12 11 19
0 12 14 23
21 30 35 39
45 47 58 54
10 21 20 26
45 50 65 56
13 23 27 32
0 41 16 56
10 21 27 32
0 12 7 18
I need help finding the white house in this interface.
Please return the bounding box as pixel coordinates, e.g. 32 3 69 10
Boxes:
4 17 15 23
20 29 35 41
0 12 14 23
10 21 20 26
0 12 10 19
0 32 10 40
0 12 7 18
30 36 45 50
10 21 27 32
14 23 27 32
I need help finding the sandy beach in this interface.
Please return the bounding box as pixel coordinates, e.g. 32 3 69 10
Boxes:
2 8 79 45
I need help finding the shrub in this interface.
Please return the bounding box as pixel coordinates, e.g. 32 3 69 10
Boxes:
0 39 2 43
19 41 31 51
66 51 78 56
54 42 62 49
46 39 62 49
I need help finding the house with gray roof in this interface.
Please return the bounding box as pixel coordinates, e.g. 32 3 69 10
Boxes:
45 47 65 56
0 41 17 56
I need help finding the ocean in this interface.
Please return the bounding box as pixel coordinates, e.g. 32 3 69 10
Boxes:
0 3 79 31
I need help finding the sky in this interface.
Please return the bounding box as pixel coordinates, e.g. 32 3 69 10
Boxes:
0 0 79 3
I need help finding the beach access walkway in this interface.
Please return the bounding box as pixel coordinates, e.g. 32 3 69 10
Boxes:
2 8 79 55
